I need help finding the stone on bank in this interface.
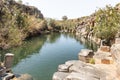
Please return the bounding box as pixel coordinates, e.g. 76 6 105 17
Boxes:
78 49 94 63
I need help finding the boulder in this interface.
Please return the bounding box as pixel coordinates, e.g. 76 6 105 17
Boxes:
65 72 99 80
69 61 103 79
65 60 77 66
78 49 94 63
58 60 78 72
69 61 86 72
52 72 69 80
58 64 69 72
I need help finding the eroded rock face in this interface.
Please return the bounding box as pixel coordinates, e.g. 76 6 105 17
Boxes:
65 72 99 80
53 59 120 80
111 44 120 80
3 0 44 19
53 60 107 80
111 44 120 63
93 51 113 64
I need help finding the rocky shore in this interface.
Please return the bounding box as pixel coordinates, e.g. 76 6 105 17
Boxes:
52 38 120 80
0 53 33 80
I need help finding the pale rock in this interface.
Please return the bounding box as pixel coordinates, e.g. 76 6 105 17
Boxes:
65 72 99 80
111 44 120 63
58 64 69 72
93 51 113 64
65 60 78 66
53 72 69 80
78 49 94 63
115 38 120 44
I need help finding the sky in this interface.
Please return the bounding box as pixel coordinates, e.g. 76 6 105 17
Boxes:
20 0 120 19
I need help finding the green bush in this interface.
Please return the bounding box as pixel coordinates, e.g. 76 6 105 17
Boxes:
89 58 95 64
93 5 120 45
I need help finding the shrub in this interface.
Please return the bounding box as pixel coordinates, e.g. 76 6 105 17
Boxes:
89 58 95 64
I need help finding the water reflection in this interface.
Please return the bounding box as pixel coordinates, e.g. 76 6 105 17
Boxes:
0 33 61 66
46 33 61 43
76 36 98 51
0 33 98 80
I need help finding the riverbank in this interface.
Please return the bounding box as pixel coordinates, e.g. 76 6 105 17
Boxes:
53 38 120 80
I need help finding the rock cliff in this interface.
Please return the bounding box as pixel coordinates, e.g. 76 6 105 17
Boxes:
75 3 120 45
1 0 43 19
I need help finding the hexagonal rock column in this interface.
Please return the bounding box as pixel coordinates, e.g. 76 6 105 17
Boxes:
78 49 94 63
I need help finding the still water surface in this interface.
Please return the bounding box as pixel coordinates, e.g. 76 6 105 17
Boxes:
0 33 97 80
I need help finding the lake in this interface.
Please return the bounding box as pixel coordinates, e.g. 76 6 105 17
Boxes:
0 33 97 80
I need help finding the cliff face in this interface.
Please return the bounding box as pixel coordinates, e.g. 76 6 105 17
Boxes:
2 0 44 19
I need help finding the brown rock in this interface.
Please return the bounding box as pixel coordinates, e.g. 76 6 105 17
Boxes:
93 51 113 64
101 57 113 64
100 46 110 52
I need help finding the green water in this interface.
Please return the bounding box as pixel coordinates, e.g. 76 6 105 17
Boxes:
0 33 97 80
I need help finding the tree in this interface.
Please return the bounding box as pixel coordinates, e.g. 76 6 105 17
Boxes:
62 16 68 21
18 0 22 4
94 5 120 45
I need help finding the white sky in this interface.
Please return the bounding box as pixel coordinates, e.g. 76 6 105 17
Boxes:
21 0 120 19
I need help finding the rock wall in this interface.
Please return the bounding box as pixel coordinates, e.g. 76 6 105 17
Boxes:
75 3 120 45
2 0 44 19
111 43 120 79
53 60 118 80
75 13 102 45
75 14 95 38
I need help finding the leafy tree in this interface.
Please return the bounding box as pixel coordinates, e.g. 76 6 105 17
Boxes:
62 16 68 21
94 5 120 45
